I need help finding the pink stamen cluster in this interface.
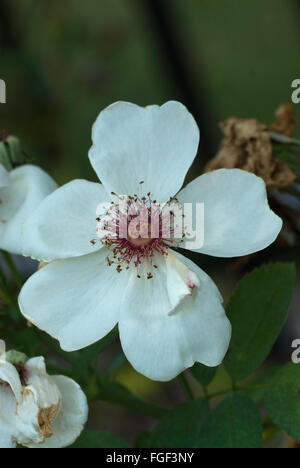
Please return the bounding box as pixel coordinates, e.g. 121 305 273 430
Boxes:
92 187 183 278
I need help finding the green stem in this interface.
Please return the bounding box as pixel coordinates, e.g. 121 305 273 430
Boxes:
178 373 194 401
207 388 229 399
1 251 23 289
269 131 300 146
231 376 237 392
202 385 209 399
207 382 275 400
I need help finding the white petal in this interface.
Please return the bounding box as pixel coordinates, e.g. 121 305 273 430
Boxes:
22 179 110 262
24 357 62 408
0 386 17 448
166 251 200 312
0 165 57 255
0 164 11 187
177 169 283 257
0 361 22 403
15 389 41 445
27 376 88 449
18 250 127 351
119 250 231 381
16 389 58 446
16 357 61 446
89 101 200 202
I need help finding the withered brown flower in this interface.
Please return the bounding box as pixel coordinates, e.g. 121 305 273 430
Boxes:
269 102 297 138
206 110 296 190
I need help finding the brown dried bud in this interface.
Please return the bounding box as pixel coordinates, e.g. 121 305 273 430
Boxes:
269 102 297 138
206 116 296 190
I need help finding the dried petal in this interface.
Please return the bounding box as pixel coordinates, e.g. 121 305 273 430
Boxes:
269 102 297 138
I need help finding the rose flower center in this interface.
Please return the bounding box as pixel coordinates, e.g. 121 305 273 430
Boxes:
91 190 184 278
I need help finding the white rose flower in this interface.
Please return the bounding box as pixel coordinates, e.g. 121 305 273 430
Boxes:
0 163 57 255
0 341 88 448
18 101 282 381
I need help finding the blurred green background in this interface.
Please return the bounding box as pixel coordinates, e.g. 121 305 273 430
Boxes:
1 0 300 184
1 0 299 446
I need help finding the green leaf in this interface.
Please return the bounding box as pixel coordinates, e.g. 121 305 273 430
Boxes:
225 263 296 381
265 363 300 442
148 399 210 448
191 363 217 387
197 393 262 448
242 364 281 404
69 430 129 448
